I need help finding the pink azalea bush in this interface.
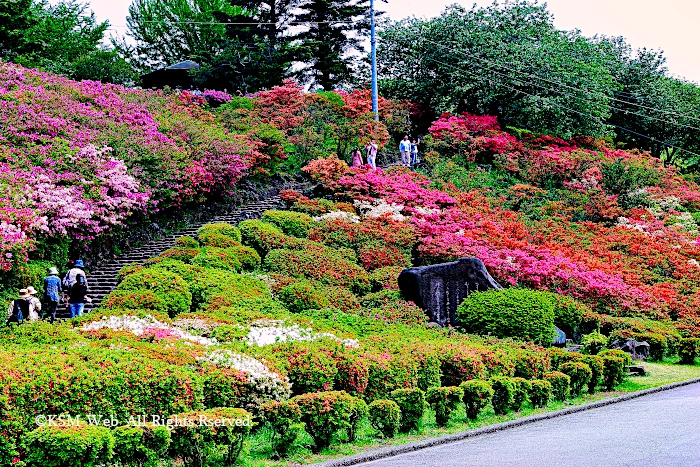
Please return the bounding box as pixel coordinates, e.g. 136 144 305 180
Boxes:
0 62 269 272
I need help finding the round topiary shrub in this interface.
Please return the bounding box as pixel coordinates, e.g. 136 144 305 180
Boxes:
544 371 571 401
117 263 144 284
490 376 516 415
198 232 242 248
239 219 305 256
560 361 592 397
439 346 487 387
426 386 463 427
528 379 552 408
390 387 425 432
460 380 494 420
191 246 243 271
261 210 315 238
601 355 626 391
334 352 370 396
576 355 604 394
260 400 303 457
278 280 331 314
678 337 700 365
509 377 532 411
197 222 242 243
116 269 192 317
456 288 555 345
599 349 632 366
169 407 252 466
369 399 402 438
113 423 171 467
264 248 370 294
159 247 200 263
291 391 358 452
368 266 402 292
542 291 588 336
175 236 199 248
23 423 115 467
347 398 368 442
581 331 607 355
285 345 338 395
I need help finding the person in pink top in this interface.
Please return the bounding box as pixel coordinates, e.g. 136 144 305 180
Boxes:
351 147 363 167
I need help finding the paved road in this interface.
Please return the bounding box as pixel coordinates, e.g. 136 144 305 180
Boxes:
359 383 700 467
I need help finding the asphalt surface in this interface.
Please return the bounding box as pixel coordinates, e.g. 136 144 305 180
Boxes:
358 382 700 467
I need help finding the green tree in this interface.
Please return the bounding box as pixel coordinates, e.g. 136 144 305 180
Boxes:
0 0 36 56
378 2 617 138
293 0 371 90
119 0 242 71
194 0 300 93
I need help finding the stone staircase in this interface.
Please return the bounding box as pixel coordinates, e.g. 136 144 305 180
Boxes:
56 193 292 319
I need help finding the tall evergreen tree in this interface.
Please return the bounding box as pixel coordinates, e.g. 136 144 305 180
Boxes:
293 0 370 90
196 0 300 92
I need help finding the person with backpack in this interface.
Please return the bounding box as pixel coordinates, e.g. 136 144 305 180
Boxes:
62 259 88 293
25 286 41 321
66 275 89 318
43 267 62 324
6 289 31 325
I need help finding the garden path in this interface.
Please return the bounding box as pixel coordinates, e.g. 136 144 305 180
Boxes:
356 381 700 467
57 184 305 319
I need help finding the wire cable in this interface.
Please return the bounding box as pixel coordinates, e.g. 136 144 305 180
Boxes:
416 35 700 124
405 47 700 159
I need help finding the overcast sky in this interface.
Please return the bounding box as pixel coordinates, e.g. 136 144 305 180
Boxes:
91 0 700 83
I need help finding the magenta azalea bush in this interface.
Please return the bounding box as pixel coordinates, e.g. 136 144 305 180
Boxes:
0 63 270 272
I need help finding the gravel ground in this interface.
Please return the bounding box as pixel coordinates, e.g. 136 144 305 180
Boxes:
357 382 700 467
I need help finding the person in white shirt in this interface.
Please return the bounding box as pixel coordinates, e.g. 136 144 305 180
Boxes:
399 136 412 166
365 140 378 170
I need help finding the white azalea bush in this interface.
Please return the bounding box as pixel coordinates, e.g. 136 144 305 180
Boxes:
81 315 217 346
198 349 291 407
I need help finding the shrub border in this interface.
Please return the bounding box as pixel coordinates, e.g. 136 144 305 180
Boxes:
311 377 700 467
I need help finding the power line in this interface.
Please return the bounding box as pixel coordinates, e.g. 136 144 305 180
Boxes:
405 47 700 159
411 37 700 133
416 36 700 124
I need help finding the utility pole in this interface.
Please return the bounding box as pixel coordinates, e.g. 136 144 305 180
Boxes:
370 0 379 121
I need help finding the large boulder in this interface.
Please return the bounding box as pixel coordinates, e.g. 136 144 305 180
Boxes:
398 257 501 326
610 338 650 361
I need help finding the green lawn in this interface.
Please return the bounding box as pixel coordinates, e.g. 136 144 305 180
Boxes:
240 360 700 467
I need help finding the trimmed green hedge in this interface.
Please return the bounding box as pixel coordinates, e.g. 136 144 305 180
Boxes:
262 210 315 238
457 288 555 345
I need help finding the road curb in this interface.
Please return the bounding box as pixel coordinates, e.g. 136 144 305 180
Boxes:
310 376 700 467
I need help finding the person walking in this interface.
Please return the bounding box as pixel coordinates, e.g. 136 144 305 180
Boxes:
351 147 364 167
25 286 41 321
411 138 420 167
399 136 412 166
365 140 378 170
62 259 88 291
6 289 30 325
66 275 89 318
43 267 62 324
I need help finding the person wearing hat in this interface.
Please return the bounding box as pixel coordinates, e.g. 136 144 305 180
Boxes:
43 267 62 324
62 259 88 293
25 286 41 321
6 289 30 325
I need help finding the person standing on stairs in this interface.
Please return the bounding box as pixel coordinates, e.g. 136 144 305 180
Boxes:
6 289 31 325
351 147 364 167
365 140 378 170
62 259 88 293
43 267 62 324
66 275 89 318
399 135 412 166
25 286 41 321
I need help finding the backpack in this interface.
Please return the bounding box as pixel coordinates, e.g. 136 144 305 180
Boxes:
62 271 72 290
8 299 27 323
